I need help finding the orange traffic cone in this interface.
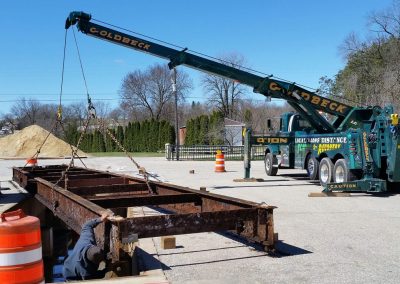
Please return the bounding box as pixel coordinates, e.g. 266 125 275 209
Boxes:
215 150 226 172
26 158 38 167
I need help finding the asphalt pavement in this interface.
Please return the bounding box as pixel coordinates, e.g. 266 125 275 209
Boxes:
1 157 399 284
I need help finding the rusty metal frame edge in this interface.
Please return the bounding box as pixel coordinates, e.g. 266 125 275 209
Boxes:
13 165 277 254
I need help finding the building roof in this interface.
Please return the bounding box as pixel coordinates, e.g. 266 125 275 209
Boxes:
224 118 245 126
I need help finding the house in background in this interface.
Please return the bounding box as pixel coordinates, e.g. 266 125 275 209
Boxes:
224 118 245 146
179 118 245 146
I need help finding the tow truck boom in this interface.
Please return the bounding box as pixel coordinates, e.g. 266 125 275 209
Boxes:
66 11 353 134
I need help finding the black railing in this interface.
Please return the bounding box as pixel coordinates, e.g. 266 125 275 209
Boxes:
165 144 266 161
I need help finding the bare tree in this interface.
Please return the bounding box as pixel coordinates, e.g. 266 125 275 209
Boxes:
63 102 87 127
336 0 400 110
120 63 192 120
36 104 58 130
11 98 41 126
202 53 248 120
93 101 111 119
368 0 400 39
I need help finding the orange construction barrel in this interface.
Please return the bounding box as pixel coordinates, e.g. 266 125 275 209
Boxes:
215 150 226 172
0 209 44 284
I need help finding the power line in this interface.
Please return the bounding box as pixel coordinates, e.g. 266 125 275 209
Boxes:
92 18 320 92
0 98 119 103
0 93 117 96
0 96 281 103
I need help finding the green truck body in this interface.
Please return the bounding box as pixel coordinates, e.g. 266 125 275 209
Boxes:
66 11 400 193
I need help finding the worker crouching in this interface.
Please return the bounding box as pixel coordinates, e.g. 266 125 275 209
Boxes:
63 212 110 281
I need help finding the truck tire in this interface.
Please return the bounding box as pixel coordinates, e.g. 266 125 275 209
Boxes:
265 153 278 176
333 159 357 183
306 155 319 180
319 157 334 186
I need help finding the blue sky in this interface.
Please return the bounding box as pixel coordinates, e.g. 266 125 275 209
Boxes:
0 0 394 115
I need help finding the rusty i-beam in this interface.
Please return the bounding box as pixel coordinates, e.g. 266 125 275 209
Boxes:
13 165 276 275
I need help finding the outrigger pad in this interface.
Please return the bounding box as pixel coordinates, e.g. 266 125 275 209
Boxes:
324 179 387 193
308 192 351 197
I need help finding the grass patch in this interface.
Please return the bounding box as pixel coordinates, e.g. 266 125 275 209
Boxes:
89 152 165 157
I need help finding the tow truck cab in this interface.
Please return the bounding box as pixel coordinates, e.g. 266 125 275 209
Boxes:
254 112 314 169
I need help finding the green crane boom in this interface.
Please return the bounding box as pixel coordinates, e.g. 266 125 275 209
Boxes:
66 11 353 133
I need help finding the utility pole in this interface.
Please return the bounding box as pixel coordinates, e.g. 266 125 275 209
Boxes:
171 68 179 161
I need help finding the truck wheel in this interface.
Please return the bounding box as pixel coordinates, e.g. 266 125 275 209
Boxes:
319 158 333 186
306 155 319 180
265 153 278 176
333 159 357 182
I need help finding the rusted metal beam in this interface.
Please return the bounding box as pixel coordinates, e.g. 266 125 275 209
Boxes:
69 183 149 196
41 173 113 181
154 184 255 209
34 177 111 250
25 169 98 177
66 177 127 188
89 193 202 208
117 208 261 238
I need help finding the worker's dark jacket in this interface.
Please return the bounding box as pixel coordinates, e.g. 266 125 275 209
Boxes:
63 218 105 281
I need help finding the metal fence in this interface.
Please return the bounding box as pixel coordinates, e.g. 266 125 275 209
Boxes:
165 144 266 161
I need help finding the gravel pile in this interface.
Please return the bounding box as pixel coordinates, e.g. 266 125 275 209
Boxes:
0 125 86 158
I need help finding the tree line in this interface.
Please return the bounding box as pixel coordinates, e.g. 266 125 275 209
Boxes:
319 0 400 112
65 119 175 153
184 111 225 146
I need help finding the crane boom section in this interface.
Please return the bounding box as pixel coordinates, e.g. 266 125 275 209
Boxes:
66 11 353 133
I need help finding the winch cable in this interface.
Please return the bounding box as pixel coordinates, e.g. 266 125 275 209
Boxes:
53 27 95 187
57 28 88 168
23 30 68 169
55 27 156 194
50 28 94 189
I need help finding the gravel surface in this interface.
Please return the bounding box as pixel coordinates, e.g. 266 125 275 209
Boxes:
1 157 400 283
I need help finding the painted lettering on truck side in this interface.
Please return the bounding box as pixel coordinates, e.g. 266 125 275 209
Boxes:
327 182 357 190
295 137 347 144
89 27 151 50
295 136 346 155
269 82 348 114
256 137 288 144
362 132 370 162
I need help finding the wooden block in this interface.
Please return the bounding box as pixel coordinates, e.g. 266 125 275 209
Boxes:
233 178 265 182
161 236 176 249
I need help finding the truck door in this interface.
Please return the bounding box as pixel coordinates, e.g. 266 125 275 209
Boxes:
280 145 290 167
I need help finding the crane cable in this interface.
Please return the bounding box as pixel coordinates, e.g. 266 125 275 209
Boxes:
54 27 157 193
23 30 86 170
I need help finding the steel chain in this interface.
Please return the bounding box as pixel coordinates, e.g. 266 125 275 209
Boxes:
53 110 92 188
95 116 155 194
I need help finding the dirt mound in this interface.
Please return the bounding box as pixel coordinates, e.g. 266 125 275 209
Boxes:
0 125 87 158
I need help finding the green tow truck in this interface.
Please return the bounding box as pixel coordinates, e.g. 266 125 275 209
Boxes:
66 11 400 193
253 107 400 193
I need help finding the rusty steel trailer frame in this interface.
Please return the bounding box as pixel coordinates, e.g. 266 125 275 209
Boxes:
13 165 276 275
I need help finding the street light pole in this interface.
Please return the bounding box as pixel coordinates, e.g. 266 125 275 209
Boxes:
171 68 179 161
